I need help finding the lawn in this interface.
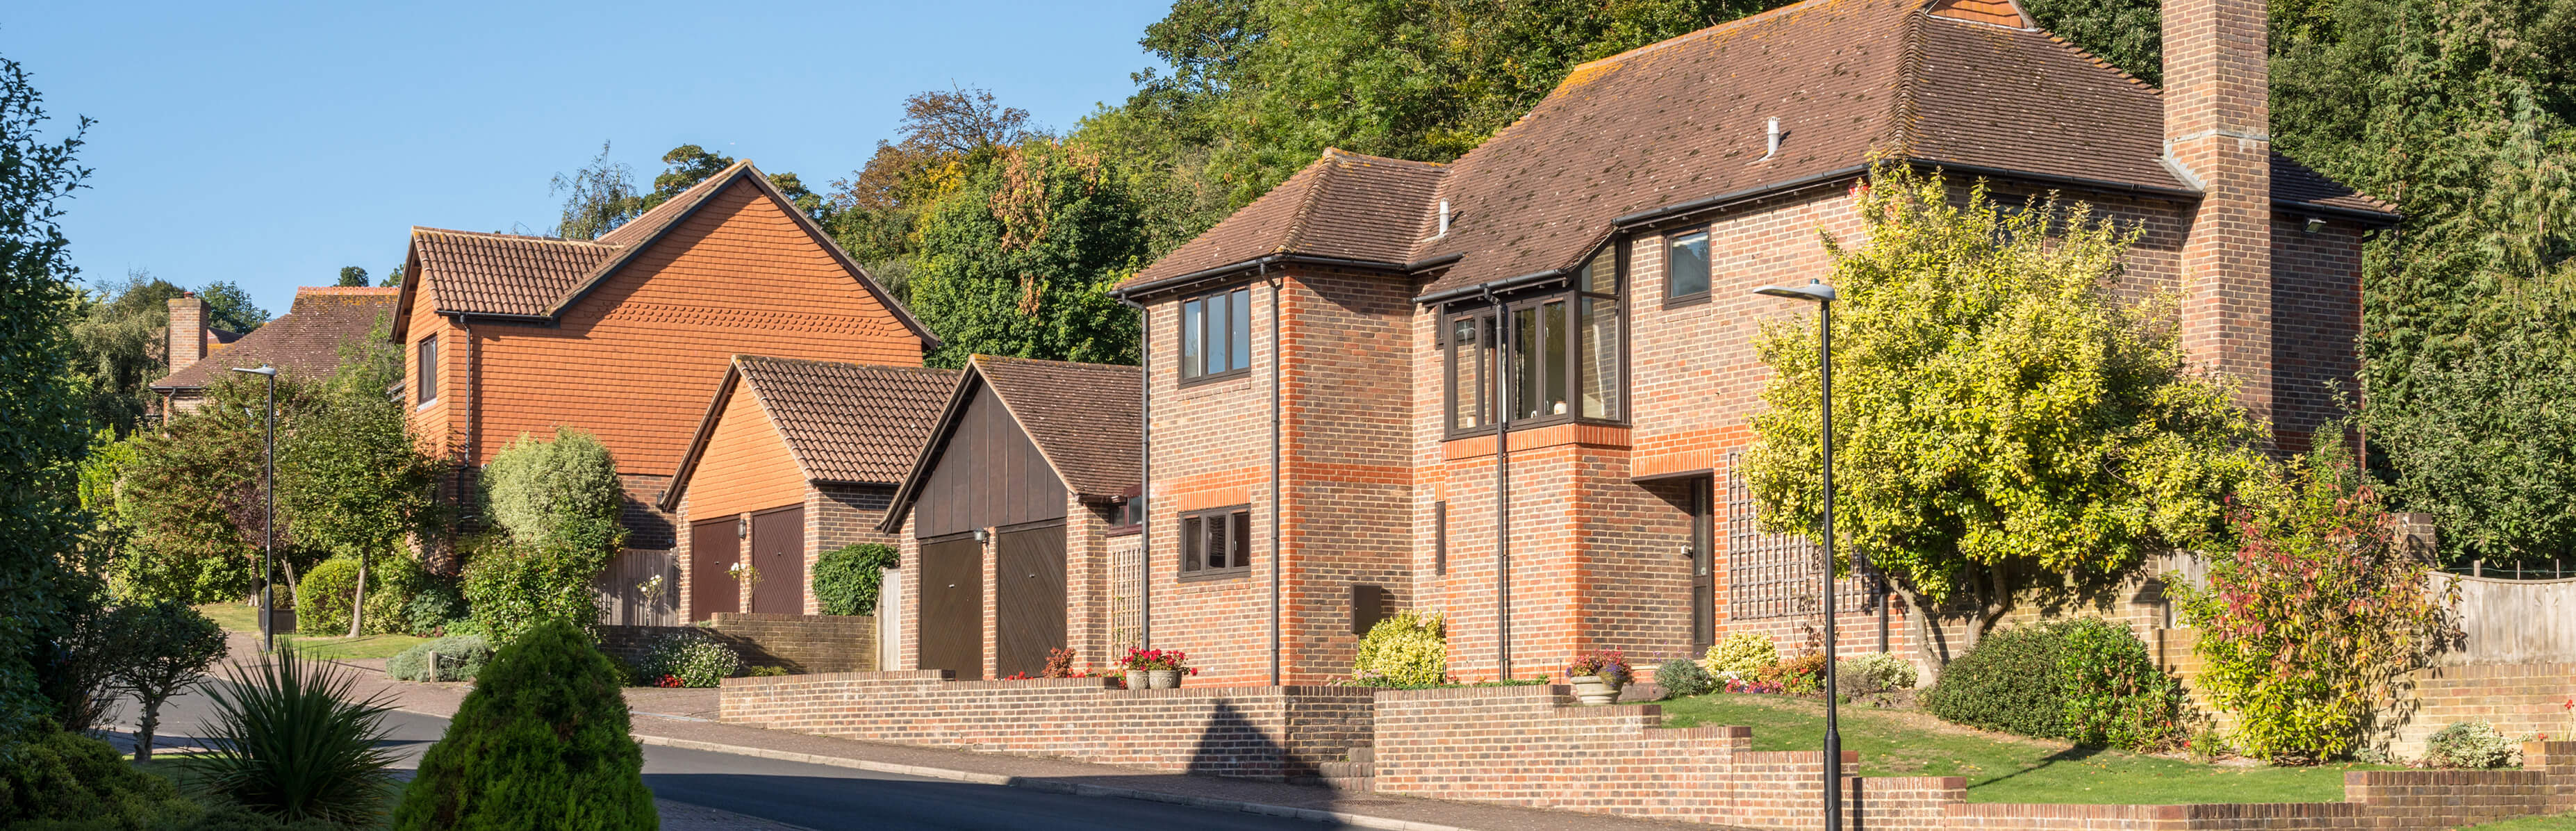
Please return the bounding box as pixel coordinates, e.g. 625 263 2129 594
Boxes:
1656 693 2397 805
194 603 431 661
2470 814 2576 830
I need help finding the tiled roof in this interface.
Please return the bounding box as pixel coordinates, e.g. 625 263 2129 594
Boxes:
1126 0 2395 297
1123 150 1448 288
734 356 958 485
154 287 399 390
972 356 1142 499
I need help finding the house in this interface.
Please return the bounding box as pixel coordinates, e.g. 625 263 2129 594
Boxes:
660 355 957 622
393 161 937 570
1109 0 2391 685
152 286 395 418
877 355 1143 680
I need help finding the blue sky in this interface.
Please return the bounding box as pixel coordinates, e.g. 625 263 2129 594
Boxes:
8 1 1173 317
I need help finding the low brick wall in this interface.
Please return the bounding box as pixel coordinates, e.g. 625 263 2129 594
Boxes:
720 670 1375 780
597 613 877 674
1371 685 2576 830
2160 629 2576 759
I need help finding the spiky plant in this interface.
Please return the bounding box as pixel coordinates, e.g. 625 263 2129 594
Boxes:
190 645 397 824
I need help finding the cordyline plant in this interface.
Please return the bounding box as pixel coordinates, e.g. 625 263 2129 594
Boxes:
2176 442 2459 764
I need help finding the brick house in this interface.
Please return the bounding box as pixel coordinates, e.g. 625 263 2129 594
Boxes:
1109 0 2392 685
659 355 955 621
391 160 936 570
877 355 1142 680
151 287 388 418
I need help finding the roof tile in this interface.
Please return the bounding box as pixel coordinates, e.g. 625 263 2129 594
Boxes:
732 356 959 485
154 287 399 390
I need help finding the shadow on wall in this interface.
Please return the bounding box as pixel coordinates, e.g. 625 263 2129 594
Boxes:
1188 700 1294 780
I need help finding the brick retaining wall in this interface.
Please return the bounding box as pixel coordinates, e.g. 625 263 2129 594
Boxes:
597 613 877 674
719 670 1375 780
2160 629 2576 759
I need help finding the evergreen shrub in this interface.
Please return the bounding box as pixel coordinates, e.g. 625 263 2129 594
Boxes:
1348 611 1446 687
2425 721 2521 768
293 558 365 635
0 730 199 830
812 543 896 616
393 620 656 830
631 630 741 688
478 427 623 552
386 635 495 683
1924 623 2070 739
462 537 608 644
1704 632 1777 675
1656 656 1716 698
402 575 467 637
2058 618 2186 750
1836 652 1919 696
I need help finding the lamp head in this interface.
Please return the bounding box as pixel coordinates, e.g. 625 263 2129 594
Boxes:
1753 279 1836 303
231 365 278 377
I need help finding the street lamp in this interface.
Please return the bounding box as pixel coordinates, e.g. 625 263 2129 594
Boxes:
231 365 278 654
1751 279 1844 830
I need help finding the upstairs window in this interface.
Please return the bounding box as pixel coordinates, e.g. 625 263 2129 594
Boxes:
1667 228 1712 304
1444 244 1625 435
1179 506 1252 579
415 335 438 406
1180 285 1253 383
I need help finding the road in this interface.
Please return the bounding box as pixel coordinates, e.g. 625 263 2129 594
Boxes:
142 688 1351 831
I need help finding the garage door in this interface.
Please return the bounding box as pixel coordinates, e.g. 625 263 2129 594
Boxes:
993 520 1066 679
688 518 741 622
917 534 983 678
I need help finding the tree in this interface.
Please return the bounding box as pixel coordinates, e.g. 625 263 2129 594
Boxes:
0 51 94 741
279 327 447 635
392 620 656 830
336 266 368 287
196 279 270 332
548 141 645 240
67 269 187 435
478 427 622 552
117 373 318 605
1742 165 2270 668
103 600 226 762
645 143 828 223
904 138 1149 366
380 263 405 287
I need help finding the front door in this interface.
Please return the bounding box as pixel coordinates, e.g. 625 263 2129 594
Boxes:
917 534 984 677
1689 477 1715 650
689 518 741 622
748 506 804 614
992 521 1066 678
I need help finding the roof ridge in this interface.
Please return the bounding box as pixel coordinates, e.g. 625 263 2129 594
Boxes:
736 353 957 374
2034 30 2157 90
1891 2 1933 156
409 226 617 247
730 359 823 485
971 353 1139 371
1564 0 1845 75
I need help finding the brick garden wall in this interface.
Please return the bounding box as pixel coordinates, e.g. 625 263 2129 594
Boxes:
598 612 877 674
719 671 1375 780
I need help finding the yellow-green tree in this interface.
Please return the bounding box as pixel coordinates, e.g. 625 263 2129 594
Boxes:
1743 165 2268 666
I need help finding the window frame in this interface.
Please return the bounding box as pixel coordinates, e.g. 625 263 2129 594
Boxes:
415 335 439 408
1177 283 1254 386
1176 504 1253 581
1441 241 1627 439
1663 224 1715 308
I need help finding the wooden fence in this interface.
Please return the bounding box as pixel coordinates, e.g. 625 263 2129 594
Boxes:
593 548 679 627
2444 574 2576 666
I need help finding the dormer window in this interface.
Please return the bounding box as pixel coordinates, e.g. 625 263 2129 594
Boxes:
1444 243 1625 436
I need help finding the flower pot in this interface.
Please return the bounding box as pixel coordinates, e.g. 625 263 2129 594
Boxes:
1124 670 1146 690
1569 675 1621 705
1148 669 1180 689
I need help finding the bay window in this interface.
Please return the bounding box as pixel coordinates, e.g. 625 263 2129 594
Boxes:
1444 243 1625 435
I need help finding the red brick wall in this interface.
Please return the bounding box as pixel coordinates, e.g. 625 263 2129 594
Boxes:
1278 267 1417 684
1143 274 1277 686
719 672 1376 780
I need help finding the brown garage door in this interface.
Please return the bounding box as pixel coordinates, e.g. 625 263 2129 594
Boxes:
917 534 983 677
748 505 804 614
993 520 1066 679
689 518 741 622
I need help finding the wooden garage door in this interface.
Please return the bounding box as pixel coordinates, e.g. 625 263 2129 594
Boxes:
993 520 1066 680
917 534 983 677
748 505 804 614
688 518 741 622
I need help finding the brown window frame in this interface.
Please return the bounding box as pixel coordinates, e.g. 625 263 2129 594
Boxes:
1665 225 1713 307
1107 495 1145 536
1442 241 1626 440
415 335 438 406
1177 504 1253 581
1178 283 1253 386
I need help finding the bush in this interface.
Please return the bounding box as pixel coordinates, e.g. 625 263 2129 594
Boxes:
1705 632 1777 675
1837 652 1919 696
1656 656 1716 698
392 620 657 830
294 558 365 636
102 600 228 762
358 554 431 636
478 427 625 553
462 536 609 644
2425 721 2522 768
1924 623 2070 739
1759 652 1828 694
0 730 201 830
386 635 495 682
174 806 347 831
1348 611 1446 687
631 630 741 688
401 575 467 637
2058 618 2186 751
813 543 898 616
192 645 397 825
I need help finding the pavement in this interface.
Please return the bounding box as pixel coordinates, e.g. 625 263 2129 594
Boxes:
105 632 1724 831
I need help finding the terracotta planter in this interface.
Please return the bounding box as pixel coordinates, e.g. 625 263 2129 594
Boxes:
1148 669 1181 689
1124 670 1146 690
1569 675 1622 705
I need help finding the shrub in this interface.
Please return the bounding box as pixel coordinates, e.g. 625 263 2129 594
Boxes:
2425 721 2522 768
0 730 201 830
402 576 467 637
631 630 741 688
1705 632 1777 675
1760 652 1828 695
386 635 495 683
1924 623 2069 739
192 645 397 825
813 543 898 616
2058 618 2186 751
1837 652 1919 696
478 427 625 553
392 620 657 830
102 601 228 762
1350 611 1446 687
1656 656 1716 698
293 558 365 636
358 554 432 636
462 536 610 644
174 806 347 830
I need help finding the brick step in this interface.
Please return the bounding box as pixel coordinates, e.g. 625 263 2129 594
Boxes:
1321 775 1374 793
1344 746 1374 764
1318 759 1376 778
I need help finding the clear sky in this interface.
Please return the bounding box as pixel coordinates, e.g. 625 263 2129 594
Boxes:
8 1 1173 317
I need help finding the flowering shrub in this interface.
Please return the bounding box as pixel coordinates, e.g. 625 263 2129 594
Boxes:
1705 632 1778 675
1724 678 1786 694
632 630 741 688
654 675 684 689
1351 611 1446 688
1564 650 1630 684
2425 721 2522 768
1118 648 1189 672
1759 652 1828 695
1043 647 1078 678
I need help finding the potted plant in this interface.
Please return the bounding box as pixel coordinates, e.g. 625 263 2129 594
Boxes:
1564 650 1630 705
1118 648 1192 689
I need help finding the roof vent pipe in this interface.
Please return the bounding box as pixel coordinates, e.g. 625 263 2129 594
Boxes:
1437 200 1452 238
1763 117 1783 160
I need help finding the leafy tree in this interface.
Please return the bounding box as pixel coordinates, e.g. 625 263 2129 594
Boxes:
645 143 828 223
392 620 657 830
117 373 319 604
548 141 645 240
380 263 405 287
67 269 187 434
0 51 94 742
479 426 622 552
335 266 368 287
102 600 226 762
905 138 1149 366
1742 165 2270 667
195 279 270 332
277 329 446 635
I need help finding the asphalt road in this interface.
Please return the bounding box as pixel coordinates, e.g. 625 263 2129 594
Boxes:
142 689 1351 831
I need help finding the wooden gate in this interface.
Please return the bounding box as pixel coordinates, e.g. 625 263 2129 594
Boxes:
688 518 741 622
917 534 984 677
748 505 804 614
992 520 1066 678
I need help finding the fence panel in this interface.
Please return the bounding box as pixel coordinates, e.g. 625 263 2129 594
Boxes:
2445 575 2576 666
593 548 679 627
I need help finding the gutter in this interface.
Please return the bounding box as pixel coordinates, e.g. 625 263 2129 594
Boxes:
1116 295 1153 650
1416 268 1568 307
1112 253 1416 302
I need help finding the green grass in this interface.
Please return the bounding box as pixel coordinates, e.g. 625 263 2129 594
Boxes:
194 603 432 661
2468 814 2576 831
1657 693 2397 805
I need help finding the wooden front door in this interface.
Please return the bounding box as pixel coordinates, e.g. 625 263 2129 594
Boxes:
748 505 804 614
992 521 1066 678
689 518 741 622
917 534 984 677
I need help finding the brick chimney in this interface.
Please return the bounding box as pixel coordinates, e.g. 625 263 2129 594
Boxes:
2165 0 2274 427
167 292 208 375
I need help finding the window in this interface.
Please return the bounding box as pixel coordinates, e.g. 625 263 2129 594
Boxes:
1180 286 1253 382
1666 228 1712 303
1444 244 1625 434
415 335 438 406
1109 495 1145 533
1178 506 1251 579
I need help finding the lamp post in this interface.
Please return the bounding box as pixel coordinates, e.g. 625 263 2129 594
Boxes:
1751 279 1842 830
231 365 279 654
